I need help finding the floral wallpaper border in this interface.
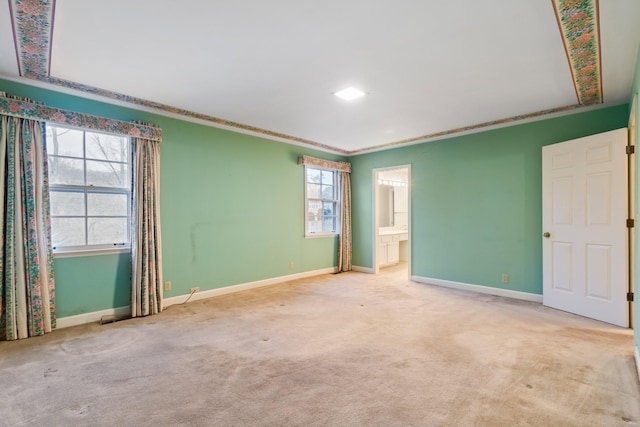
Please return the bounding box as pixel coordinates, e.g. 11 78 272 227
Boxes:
43 76 342 153
9 0 599 154
8 0 343 153
0 93 162 141
349 104 583 155
10 0 53 78
552 0 602 105
298 155 351 173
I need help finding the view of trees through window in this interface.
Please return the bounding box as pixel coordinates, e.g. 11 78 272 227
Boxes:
305 167 339 234
46 125 131 250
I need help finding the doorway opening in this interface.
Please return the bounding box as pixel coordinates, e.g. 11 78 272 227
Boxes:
373 165 411 277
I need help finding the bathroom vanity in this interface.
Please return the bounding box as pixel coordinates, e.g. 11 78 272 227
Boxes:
378 228 408 267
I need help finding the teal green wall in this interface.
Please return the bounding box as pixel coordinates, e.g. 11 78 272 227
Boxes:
2 77 632 319
54 253 131 316
1 79 342 318
350 105 629 295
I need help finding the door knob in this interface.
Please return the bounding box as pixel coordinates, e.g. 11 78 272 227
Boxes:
543 232 551 238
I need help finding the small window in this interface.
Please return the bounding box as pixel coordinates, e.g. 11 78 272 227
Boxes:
46 124 131 252
305 166 340 236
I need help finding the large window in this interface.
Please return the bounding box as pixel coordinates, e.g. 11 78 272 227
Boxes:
305 166 340 236
46 124 131 252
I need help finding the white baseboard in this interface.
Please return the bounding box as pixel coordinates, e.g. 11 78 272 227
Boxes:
352 265 374 274
55 267 338 330
411 276 543 303
163 267 338 307
635 346 640 384
56 305 131 329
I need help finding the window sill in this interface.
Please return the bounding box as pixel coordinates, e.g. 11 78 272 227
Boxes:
53 247 131 258
305 233 339 239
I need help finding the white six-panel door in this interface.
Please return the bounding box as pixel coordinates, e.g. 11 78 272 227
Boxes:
542 128 628 327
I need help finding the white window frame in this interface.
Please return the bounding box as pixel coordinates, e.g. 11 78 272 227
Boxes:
304 165 341 237
46 124 132 256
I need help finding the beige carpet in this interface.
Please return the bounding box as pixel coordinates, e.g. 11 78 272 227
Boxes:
1 264 639 426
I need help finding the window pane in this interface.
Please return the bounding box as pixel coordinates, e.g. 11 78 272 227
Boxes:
50 191 85 216
321 170 334 185
46 124 132 251
306 168 321 183
88 192 128 216
305 167 339 235
322 216 336 233
308 220 322 233
86 160 129 188
323 202 334 216
308 200 322 221
321 185 334 200
86 132 129 162
46 126 84 158
49 157 84 185
88 217 128 245
307 183 321 198
52 218 85 247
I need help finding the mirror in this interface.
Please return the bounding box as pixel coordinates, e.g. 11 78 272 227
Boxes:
377 168 409 229
378 185 395 227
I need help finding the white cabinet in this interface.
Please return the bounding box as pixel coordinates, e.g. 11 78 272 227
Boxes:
387 240 400 264
378 233 403 267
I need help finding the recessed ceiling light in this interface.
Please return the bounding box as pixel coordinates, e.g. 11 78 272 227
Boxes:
334 86 366 101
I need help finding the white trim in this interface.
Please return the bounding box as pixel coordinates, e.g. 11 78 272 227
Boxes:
635 346 640 384
54 267 338 329
2 75 624 157
0 74 349 155
411 276 543 303
163 267 338 307
304 166 341 237
56 305 131 329
304 233 339 239
351 103 627 155
53 247 131 258
352 265 374 273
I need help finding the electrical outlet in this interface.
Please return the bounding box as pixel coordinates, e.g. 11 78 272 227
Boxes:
501 274 509 284
190 287 200 294
164 281 171 291
289 261 294 270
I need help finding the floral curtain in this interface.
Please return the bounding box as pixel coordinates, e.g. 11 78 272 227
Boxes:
131 135 163 317
0 114 56 340
338 171 352 272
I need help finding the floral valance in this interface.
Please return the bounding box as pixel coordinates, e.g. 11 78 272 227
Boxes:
0 93 162 142
298 155 351 173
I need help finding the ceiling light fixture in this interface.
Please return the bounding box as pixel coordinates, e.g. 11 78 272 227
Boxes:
334 86 366 101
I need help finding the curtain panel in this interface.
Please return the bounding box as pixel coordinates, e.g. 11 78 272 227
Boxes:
131 135 163 317
299 155 352 272
338 171 352 272
0 115 56 340
0 92 164 326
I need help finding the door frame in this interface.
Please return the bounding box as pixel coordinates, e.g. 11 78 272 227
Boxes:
372 165 412 276
629 95 637 328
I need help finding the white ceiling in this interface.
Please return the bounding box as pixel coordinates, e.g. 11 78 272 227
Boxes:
2 1 640 154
